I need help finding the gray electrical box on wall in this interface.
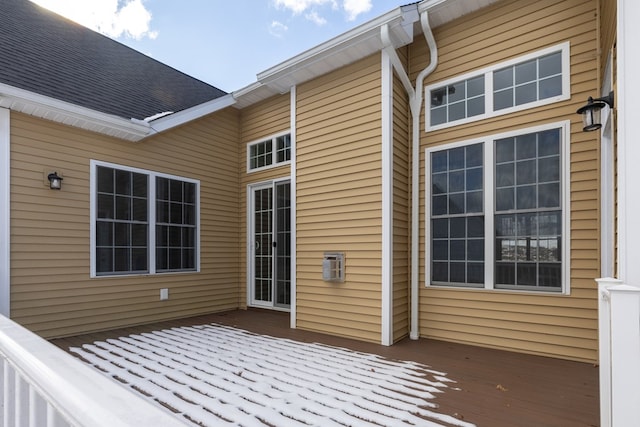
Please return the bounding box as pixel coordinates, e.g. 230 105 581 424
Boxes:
322 252 345 282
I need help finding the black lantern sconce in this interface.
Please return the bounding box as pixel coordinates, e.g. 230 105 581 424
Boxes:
576 91 614 132
47 172 63 190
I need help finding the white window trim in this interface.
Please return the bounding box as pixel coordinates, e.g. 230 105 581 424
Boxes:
246 130 292 173
425 42 571 132
424 120 571 295
90 160 201 278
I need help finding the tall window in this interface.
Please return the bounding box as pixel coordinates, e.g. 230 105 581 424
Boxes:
248 132 291 171
427 123 568 292
494 129 562 289
156 177 197 272
95 167 148 274
430 143 485 286
425 42 569 131
92 161 199 277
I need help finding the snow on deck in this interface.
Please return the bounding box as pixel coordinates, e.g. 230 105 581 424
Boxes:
70 324 475 427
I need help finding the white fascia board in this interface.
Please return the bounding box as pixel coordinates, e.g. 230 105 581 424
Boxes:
0 83 151 141
257 6 414 88
145 94 236 133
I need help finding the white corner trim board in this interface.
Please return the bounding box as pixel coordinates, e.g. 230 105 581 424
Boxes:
0 108 9 317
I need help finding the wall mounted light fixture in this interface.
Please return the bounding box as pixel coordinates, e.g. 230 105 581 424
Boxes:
576 91 614 132
47 172 63 190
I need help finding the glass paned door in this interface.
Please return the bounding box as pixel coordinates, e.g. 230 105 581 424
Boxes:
250 181 291 309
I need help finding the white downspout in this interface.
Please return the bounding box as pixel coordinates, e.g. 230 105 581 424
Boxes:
381 8 438 340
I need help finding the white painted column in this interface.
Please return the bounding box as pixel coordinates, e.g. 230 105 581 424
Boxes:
617 0 640 285
0 108 10 318
290 86 297 329
604 1 640 426
380 50 394 346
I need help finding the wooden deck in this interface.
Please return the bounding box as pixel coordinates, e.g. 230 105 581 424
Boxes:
51 309 599 427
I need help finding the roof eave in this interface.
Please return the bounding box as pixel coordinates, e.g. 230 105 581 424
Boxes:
143 94 236 133
234 0 501 107
0 83 151 142
255 5 418 94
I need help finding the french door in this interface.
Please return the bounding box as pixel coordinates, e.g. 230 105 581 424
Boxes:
249 180 291 309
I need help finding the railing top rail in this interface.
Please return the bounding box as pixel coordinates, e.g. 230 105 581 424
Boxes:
0 315 189 427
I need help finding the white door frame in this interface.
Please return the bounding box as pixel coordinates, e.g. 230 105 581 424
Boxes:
247 178 291 311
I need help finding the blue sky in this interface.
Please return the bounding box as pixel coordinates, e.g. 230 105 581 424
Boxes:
30 0 407 92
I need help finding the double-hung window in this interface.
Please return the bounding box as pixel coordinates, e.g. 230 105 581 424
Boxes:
426 42 569 131
91 161 199 277
427 122 569 293
248 132 291 172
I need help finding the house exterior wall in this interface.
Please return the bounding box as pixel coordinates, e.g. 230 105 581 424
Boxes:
295 54 384 342
9 109 242 338
239 94 291 307
412 0 600 362
600 0 616 80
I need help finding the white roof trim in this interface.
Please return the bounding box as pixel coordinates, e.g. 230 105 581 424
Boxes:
143 94 236 133
258 7 411 81
0 82 236 141
234 0 499 107
0 82 151 141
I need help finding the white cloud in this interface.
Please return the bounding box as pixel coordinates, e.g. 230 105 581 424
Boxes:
343 0 372 21
305 11 327 26
29 0 157 40
274 0 371 23
269 21 289 38
274 0 337 15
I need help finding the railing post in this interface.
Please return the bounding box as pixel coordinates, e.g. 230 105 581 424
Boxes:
609 284 640 426
597 277 619 427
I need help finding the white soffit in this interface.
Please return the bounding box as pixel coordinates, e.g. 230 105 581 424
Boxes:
255 5 417 95
0 83 150 141
421 0 500 27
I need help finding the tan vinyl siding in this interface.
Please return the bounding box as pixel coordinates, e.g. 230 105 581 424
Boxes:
392 46 410 342
239 94 291 307
10 109 242 338
412 0 600 362
599 0 616 81
296 54 383 343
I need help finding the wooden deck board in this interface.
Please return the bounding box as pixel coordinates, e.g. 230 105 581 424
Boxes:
50 308 599 427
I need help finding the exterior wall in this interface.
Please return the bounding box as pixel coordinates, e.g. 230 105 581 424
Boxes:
10 109 242 338
600 0 616 81
392 46 411 343
239 94 291 307
600 0 617 279
412 0 600 362
296 54 383 342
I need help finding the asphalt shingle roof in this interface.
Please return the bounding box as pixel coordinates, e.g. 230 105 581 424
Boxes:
0 0 227 120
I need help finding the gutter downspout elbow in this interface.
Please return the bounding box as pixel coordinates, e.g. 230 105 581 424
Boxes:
410 9 437 340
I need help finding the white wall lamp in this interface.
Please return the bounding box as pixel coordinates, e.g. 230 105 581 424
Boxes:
47 171 63 190
576 91 614 132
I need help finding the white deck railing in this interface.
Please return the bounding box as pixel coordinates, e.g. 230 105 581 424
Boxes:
597 278 640 427
0 315 189 427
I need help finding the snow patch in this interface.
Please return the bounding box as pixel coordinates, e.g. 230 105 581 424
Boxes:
70 324 475 427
